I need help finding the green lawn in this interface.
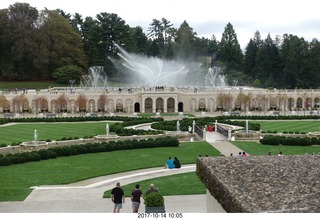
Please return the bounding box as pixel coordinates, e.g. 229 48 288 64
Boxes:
257 120 320 133
0 121 114 145
103 172 205 198
0 141 220 201
2 119 320 202
232 141 320 156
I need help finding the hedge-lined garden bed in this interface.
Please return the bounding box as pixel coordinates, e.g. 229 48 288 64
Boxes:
0 136 179 166
260 135 320 146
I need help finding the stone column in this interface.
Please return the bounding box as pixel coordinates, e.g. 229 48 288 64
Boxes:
163 98 167 113
153 98 156 113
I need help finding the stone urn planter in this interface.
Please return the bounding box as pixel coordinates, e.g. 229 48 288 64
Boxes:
144 192 165 213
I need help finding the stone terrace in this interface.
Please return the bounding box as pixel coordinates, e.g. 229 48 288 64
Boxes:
196 155 320 213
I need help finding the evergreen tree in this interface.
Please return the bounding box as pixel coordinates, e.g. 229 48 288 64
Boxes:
280 34 309 88
256 34 281 88
175 20 196 59
218 22 243 71
244 31 262 79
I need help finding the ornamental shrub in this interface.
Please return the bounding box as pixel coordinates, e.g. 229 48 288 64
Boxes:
144 192 164 207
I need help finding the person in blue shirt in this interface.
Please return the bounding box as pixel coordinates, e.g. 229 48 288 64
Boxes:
164 157 174 169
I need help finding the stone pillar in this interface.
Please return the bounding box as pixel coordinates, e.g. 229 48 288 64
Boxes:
192 120 196 134
163 98 167 113
141 98 145 113
215 120 218 132
175 97 178 113
228 128 231 141
153 98 157 113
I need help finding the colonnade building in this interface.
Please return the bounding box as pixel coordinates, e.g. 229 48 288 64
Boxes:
1 86 320 116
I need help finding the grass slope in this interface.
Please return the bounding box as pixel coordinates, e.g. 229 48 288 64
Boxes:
232 141 320 156
0 122 113 145
0 141 220 201
258 120 320 133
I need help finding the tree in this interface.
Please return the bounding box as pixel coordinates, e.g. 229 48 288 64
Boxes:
218 22 243 71
217 92 233 113
175 20 196 59
131 26 148 54
56 94 68 113
96 12 132 77
280 34 310 88
81 16 103 66
306 39 320 88
33 96 47 115
244 31 262 79
76 93 87 116
52 65 85 84
97 94 107 115
1 3 39 80
0 95 8 112
37 10 88 78
147 18 175 58
255 34 281 88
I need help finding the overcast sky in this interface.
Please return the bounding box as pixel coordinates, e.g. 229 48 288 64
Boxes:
1 0 320 49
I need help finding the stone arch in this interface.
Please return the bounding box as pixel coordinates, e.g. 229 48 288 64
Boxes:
145 98 152 113
32 96 48 114
156 98 164 113
88 99 95 113
167 97 175 113
270 98 277 110
288 98 294 111
305 97 312 110
178 102 183 112
208 98 214 112
3 100 10 113
198 98 206 111
125 99 133 113
252 98 260 110
234 98 241 110
190 99 196 112
296 98 303 109
116 99 123 112
51 100 57 113
107 99 114 113
314 97 320 108
69 99 76 114
134 102 140 113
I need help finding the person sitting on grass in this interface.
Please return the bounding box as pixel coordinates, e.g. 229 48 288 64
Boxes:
164 157 174 169
173 157 181 168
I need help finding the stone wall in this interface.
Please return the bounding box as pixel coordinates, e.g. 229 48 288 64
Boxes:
196 155 320 213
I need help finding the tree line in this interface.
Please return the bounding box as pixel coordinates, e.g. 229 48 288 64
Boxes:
1 2 320 89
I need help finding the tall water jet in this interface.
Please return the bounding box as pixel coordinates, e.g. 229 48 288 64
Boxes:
112 43 191 87
80 66 107 89
205 66 228 88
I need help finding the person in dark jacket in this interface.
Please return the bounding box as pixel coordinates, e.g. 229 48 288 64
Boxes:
174 157 181 168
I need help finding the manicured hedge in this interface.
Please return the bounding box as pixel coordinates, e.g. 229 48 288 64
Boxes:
0 115 164 125
151 117 261 132
260 135 316 146
0 136 179 166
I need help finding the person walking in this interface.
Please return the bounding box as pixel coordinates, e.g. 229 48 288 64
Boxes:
146 184 159 195
111 182 125 213
131 184 143 213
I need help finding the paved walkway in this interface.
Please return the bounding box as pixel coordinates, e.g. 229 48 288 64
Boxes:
0 131 242 213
